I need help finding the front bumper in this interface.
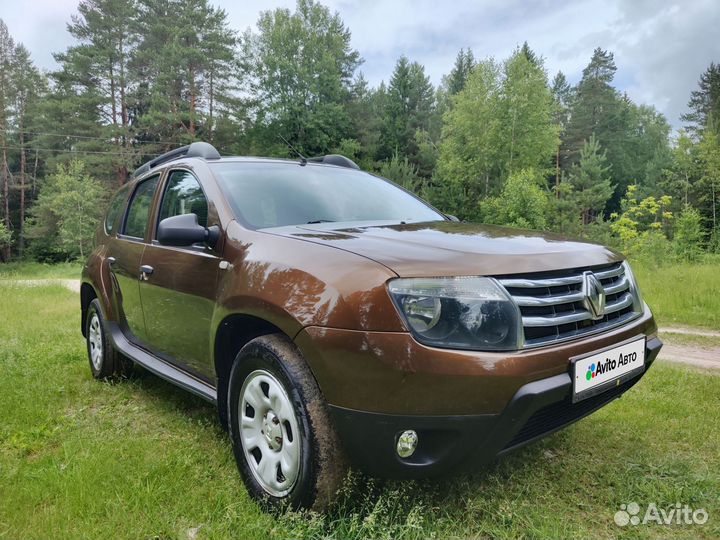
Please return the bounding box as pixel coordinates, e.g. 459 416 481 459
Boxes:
328 336 662 478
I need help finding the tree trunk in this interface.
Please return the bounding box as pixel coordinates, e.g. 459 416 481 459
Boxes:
31 150 38 197
189 67 196 137
119 33 129 186
712 178 717 232
555 146 560 197
208 70 214 143
2 146 9 261
109 62 117 126
18 126 26 257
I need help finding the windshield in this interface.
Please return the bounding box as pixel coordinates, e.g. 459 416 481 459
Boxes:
211 161 445 229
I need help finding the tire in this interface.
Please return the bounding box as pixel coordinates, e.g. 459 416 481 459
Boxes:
227 333 346 511
85 299 131 380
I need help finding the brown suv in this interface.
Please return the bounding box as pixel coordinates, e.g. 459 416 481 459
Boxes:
81 142 662 509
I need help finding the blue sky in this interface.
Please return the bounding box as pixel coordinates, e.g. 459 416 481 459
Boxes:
2 0 718 128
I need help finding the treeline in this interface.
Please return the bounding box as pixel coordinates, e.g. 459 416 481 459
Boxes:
0 0 718 263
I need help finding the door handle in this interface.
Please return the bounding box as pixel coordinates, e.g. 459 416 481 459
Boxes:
139 265 154 280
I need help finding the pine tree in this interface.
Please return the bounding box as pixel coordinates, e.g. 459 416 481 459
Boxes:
445 48 475 96
346 73 383 166
57 0 139 184
551 71 573 188
682 62 720 137
11 44 46 256
378 56 435 163
563 48 620 163
567 134 614 225
134 0 238 150
0 20 14 261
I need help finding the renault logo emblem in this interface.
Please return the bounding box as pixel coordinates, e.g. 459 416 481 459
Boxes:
583 271 606 320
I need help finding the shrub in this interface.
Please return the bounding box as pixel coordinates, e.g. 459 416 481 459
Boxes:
0 221 11 252
674 205 705 261
379 153 423 193
480 168 548 229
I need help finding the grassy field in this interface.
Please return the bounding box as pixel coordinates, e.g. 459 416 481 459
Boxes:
0 261 82 280
633 261 720 330
0 281 718 539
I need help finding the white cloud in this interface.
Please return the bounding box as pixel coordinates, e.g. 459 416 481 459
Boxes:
1 0 717 127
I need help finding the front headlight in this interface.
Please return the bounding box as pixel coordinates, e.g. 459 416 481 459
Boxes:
622 260 645 313
388 277 523 351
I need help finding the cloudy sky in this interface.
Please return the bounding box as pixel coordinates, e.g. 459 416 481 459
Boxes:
2 0 718 128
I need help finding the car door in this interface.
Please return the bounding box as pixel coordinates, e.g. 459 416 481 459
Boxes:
138 169 221 379
109 174 161 344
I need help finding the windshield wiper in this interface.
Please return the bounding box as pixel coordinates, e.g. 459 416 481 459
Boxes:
306 219 335 224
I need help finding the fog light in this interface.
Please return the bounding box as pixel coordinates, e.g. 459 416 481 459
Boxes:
396 430 418 458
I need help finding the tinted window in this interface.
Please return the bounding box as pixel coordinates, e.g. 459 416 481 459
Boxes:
211 162 444 229
104 185 130 235
158 170 208 230
123 175 160 239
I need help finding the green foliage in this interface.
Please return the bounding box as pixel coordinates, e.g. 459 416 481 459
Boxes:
444 48 475 96
436 46 557 220
2 6 720 264
0 220 11 251
378 56 435 166
498 45 559 178
696 130 720 232
682 61 720 137
480 169 548 229
25 161 106 260
608 185 674 261
248 0 360 156
566 134 614 225
378 153 422 193
435 59 501 219
674 205 705 261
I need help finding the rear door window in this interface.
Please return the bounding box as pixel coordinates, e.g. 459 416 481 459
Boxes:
122 175 160 239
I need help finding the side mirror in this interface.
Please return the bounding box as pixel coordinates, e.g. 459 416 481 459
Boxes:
446 214 460 222
157 214 219 248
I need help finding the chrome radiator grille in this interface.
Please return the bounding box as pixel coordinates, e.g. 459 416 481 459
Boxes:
497 261 640 347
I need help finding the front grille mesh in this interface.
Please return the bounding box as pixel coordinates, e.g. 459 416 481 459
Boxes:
503 374 639 450
498 261 640 347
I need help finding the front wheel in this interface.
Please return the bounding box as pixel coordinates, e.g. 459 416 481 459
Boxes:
85 299 131 379
227 334 346 510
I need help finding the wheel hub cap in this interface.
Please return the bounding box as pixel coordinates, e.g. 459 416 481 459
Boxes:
88 314 103 370
262 411 283 451
238 370 301 497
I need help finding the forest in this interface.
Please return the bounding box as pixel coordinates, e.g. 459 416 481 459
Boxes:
0 0 718 264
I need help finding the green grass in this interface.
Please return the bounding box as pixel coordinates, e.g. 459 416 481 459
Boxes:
0 261 82 280
0 282 718 539
633 261 720 330
659 332 720 349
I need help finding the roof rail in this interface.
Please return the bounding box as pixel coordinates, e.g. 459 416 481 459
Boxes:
132 141 221 178
307 154 360 170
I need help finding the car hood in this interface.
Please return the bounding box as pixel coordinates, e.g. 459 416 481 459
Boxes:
265 220 623 277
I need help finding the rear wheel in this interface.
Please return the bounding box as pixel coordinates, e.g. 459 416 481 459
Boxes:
85 299 131 379
227 334 346 510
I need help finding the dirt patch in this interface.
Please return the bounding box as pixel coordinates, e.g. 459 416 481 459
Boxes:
661 326 720 338
658 340 720 371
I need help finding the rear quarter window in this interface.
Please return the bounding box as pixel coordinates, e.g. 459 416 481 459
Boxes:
122 175 160 239
104 185 131 235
